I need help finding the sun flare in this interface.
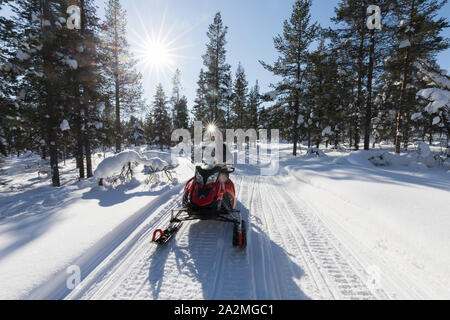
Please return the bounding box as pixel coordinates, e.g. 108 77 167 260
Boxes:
142 40 173 68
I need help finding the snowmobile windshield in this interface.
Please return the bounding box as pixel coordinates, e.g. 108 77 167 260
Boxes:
206 172 219 185
195 166 221 185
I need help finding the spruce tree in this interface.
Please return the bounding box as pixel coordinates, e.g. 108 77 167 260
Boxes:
202 12 231 126
193 69 209 122
171 69 189 129
152 84 172 150
246 81 261 130
232 62 248 128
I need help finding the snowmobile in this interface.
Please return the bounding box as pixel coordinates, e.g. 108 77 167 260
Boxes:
152 164 246 248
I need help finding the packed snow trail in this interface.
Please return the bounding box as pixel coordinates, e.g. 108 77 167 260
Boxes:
66 168 390 300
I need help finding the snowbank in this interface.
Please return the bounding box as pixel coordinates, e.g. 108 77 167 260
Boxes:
348 146 444 169
94 151 168 179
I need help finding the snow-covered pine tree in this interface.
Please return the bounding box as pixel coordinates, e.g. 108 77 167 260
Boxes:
232 62 248 128
415 59 450 150
8 0 68 186
0 0 17 156
388 0 449 153
70 0 104 178
303 37 345 149
202 12 231 126
260 0 318 156
152 84 172 151
102 0 144 153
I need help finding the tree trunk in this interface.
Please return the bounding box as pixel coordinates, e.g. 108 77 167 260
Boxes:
43 0 60 187
84 108 93 178
364 28 376 150
354 8 366 151
85 138 92 178
114 5 121 153
395 0 415 154
292 99 300 156
73 83 84 178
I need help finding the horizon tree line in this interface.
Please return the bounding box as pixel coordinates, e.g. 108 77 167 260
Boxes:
0 0 449 187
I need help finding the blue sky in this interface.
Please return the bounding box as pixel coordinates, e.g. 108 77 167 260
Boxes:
2 0 449 115
103 0 448 115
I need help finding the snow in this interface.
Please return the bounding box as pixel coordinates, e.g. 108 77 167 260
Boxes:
399 39 411 48
17 50 30 61
1 144 449 300
282 145 450 299
60 120 70 132
417 142 431 158
97 102 105 113
322 126 332 136
64 58 78 70
411 112 423 121
432 116 441 125
94 122 103 129
417 88 450 114
0 150 192 299
93 150 168 179
417 62 450 90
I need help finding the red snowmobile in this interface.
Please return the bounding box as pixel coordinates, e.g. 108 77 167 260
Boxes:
152 164 246 248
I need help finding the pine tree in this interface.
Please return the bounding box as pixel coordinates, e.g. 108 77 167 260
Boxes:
202 12 231 126
193 69 208 122
246 80 261 130
74 0 104 178
260 0 318 155
102 0 144 153
389 0 449 153
0 0 17 156
171 69 189 129
332 0 371 150
152 84 172 150
232 62 248 128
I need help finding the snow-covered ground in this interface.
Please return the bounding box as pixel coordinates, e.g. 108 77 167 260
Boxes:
0 148 192 299
0 143 449 299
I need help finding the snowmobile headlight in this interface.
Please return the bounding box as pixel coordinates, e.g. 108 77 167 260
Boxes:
206 172 219 185
195 171 203 184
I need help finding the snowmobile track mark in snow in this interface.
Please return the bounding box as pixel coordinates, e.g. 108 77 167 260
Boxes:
276 181 386 299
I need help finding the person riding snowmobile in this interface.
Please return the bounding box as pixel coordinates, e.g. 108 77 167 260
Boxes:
203 125 232 165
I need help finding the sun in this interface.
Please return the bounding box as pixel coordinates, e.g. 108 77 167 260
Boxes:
128 2 197 83
142 40 174 68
